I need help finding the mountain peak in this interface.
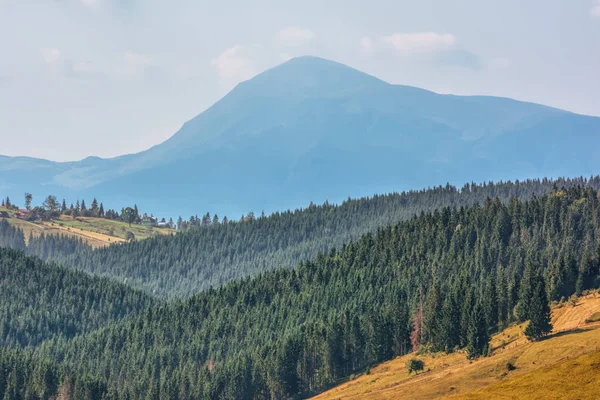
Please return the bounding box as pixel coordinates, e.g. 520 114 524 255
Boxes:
234 55 389 98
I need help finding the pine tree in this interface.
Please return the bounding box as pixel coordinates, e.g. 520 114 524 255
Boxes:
91 198 99 216
524 275 553 341
467 301 489 358
517 258 534 321
440 291 460 352
423 281 443 349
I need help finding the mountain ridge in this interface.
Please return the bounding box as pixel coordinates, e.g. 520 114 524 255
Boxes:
1 56 599 217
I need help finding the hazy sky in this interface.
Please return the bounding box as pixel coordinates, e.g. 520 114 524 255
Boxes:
1 0 599 161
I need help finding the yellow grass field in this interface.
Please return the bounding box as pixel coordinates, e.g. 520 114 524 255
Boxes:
312 294 600 400
1 207 175 248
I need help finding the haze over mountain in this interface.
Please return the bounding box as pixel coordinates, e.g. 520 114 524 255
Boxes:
1 56 599 217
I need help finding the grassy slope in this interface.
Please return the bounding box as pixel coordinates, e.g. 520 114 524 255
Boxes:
313 295 600 400
0 206 174 248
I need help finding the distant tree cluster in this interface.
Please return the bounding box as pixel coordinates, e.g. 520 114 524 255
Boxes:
1 192 178 228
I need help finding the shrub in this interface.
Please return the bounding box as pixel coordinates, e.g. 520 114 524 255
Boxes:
585 312 600 324
406 358 425 375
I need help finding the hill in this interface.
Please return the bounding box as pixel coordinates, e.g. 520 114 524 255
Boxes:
2 56 600 217
0 206 175 248
0 246 156 348
3 177 596 298
313 295 600 400
25 186 600 398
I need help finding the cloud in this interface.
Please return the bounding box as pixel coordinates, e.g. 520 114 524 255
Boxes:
276 27 315 46
360 32 481 69
377 32 456 53
212 45 256 81
592 1 600 17
40 48 61 66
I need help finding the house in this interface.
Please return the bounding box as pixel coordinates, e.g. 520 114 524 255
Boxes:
0 211 9 218
15 209 30 219
141 215 158 227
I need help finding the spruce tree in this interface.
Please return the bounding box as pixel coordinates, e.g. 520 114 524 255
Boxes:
423 281 442 349
516 258 534 322
440 291 460 352
467 301 489 358
524 275 553 341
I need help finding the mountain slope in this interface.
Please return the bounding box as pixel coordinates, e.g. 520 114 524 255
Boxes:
30 186 600 398
313 296 600 400
0 246 156 348
5 177 596 299
2 56 600 217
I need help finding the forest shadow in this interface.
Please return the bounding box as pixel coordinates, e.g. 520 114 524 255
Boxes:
547 328 588 340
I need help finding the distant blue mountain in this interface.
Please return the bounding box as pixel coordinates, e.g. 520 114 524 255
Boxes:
1 56 599 217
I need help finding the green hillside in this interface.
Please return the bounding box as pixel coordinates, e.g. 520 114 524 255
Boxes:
6 176 599 299
0 246 156 348
25 185 600 399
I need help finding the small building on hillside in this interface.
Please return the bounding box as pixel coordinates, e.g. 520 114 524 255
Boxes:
0 211 9 218
15 209 30 219
141 215 158 227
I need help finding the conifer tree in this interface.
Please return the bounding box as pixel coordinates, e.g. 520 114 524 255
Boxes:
517 258 534 322
423 281 443 349
440 291 460 352
467 301 489 358
524 275 553 341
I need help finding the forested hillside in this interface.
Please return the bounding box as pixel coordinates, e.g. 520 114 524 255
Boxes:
27 186 600 399
0 219 25 250
0 347 108 399
0 247 156 348
4 176 599 298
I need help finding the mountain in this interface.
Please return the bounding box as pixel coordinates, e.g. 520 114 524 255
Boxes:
2 56 600 217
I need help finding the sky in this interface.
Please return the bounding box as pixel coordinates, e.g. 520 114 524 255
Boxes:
1 0 599 162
